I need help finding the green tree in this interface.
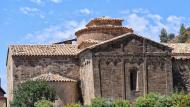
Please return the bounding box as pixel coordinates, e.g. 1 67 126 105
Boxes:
160 28 168 43
180 24 186 35
10 80 56 107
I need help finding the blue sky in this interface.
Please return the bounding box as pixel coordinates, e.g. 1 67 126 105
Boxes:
1 0 190 93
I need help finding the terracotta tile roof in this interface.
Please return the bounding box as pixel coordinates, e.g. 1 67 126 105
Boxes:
164 43 190 59
9 44 80 56
32 73 77 82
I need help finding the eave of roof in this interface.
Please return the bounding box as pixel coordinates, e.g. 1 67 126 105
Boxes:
75 26 133 36
8 44 80 57
0 87 6 94
32 73 77 82
164 43 190 59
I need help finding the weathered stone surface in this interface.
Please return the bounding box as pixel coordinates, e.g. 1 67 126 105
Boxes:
7 17 176 107
7 56 79 106
172 59 190 92
91 37 173 101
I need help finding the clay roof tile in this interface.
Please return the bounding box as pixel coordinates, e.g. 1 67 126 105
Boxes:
9 44 80 56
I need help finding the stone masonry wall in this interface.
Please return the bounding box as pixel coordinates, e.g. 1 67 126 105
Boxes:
91 37 172 100
147 56 173 95
7 53 14 106
79 51 95 105
0 98 7 107
8 56 79 105
172 59 190 92
49 82 79 107
77 33 113 45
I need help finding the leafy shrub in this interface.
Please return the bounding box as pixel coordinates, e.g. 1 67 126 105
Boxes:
34 99 53 107
10 80 56 107
90 97 105 107
135 93 160 107
171 93 190 107
65 103 82 107
90 97 129 107
114 99 130 107
155 96 173 107
135 96 148 107
135 92 190 107
102 99 115 107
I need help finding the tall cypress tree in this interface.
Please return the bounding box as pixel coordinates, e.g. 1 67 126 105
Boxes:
180 24 186 35
159 28 168 43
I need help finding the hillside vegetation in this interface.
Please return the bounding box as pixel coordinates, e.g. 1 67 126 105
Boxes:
160 24 190 43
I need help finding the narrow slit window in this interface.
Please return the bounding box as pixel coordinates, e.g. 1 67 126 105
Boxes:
130 70 137 91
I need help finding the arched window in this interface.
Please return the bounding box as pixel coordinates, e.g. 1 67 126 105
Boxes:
130 69 138 91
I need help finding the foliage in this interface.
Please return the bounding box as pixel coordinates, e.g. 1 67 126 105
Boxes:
90 97 105 107
65 103 82 107
170 93 190 107
155 96 173 107
34 99 53 107
114 99 130 107
178 33 190 43
10 80 56 107
135 93 160 107
159 28 168 43
135 96 147 107
63 93 190 107
180 24 186 35
135 92 190 107
90 97 129 107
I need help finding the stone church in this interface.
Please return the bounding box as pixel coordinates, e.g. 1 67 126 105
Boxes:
6 17 190 106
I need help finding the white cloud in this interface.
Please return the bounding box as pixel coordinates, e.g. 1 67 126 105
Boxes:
20 7 39 14
121 8 189 42
19 7 45 19
50 0 62 4
30 0 43 4
80 8 91 15
22 20 86 44
30 0 62 4
127 13 149 34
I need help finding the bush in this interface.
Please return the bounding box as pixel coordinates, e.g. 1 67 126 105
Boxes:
135 92 190 107
135 96 148 107
90 97 105 107
65 103 82 107
10 80 56 107
102 99 115 107
90 97 129 107
171 93 190 107
135 93 160 107
34 99 53 107
155 96 173 107
114 99 130 107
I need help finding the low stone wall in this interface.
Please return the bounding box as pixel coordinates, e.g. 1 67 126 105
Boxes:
0 97 7 107
49 82 79 107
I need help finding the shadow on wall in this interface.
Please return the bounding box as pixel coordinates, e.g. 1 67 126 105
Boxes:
172 58 188 92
